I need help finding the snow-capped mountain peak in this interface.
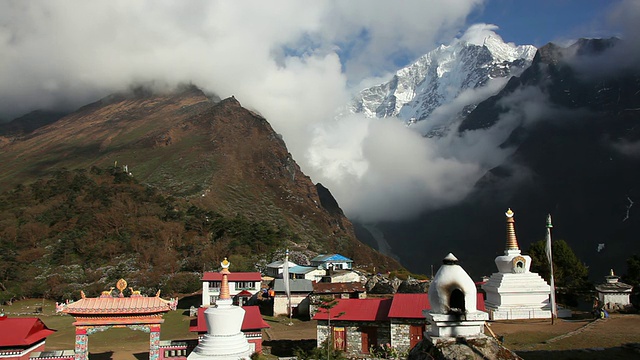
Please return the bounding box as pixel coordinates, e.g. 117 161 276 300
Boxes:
349 28 536 129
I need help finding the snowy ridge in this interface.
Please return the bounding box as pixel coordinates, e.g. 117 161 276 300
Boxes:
350 32 536 128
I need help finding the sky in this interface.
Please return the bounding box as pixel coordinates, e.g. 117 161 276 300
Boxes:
0 0 637 223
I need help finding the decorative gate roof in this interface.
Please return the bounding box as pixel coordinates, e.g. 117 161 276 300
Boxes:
61 296 176 315
56 279 177 320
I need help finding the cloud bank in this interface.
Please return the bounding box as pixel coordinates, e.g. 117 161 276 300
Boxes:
2 0 635 223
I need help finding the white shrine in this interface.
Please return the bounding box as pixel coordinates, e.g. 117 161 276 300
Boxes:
188 258 253 360
595 269 633 312
482 209 569 320
416 253 521 359
424 253 488 339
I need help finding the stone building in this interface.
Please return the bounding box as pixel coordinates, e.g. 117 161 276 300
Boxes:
272 278 313 317
313 298 392 356
388 293 430 353
595 269 633 312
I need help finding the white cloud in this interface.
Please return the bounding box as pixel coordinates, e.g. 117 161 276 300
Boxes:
0 0 507 222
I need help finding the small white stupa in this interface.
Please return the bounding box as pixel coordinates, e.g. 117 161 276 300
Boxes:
482 209 569 320
412 253 521 359
188 258 253 360
424 253 488 339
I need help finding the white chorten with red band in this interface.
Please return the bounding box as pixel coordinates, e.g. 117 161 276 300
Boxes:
188 258 252 360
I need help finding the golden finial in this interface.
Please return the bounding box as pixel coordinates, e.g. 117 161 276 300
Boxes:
220 257 230 274
80 290 86 299
116 279 127 295
155 289 161 297
505 208 520 251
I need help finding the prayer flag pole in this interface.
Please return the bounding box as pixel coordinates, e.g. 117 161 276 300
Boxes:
546 214 558 324
283 249 292 325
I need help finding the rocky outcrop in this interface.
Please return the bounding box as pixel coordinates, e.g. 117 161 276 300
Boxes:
408 335 521 360
397 277 429 293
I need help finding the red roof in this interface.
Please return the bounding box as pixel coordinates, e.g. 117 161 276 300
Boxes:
62 296 173 315
313 298 392 322
0 317 56 347
236 290 253 297
202 272 262 281
388 293 430 319
190 306 270 333
313 293 486 321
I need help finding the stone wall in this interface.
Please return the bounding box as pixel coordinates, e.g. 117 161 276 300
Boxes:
390 319 427 353
316 320 391 356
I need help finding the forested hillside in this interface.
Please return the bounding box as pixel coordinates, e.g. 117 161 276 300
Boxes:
0 166 297 301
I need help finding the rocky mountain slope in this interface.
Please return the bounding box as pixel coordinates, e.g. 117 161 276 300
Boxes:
375 38 640 280
0 86 400 289
350 34 536 134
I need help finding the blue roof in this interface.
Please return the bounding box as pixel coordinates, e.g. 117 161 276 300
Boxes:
310 254 353 263
288 265 321 274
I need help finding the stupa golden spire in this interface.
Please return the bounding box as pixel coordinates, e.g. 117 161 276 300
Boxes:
219 258 231 300
505 208 520 251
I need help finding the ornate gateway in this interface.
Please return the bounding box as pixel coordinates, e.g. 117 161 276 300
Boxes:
57 279 177 360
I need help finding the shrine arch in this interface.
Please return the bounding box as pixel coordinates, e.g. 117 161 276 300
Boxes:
57 279 177 360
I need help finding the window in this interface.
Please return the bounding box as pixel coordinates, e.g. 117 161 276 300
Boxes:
209 281 221 289
235 281 256 290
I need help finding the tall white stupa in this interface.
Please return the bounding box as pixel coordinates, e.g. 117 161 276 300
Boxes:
188 258 253 360
482 209 568 320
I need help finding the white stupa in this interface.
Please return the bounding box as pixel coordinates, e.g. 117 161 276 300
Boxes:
482 209 569 320
188 258 253 360
424 253 488 339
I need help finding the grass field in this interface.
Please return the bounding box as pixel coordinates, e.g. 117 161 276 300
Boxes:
5 299 640 360
4 298 198 358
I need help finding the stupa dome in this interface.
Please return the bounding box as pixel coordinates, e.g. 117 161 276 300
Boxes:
428 253 478 315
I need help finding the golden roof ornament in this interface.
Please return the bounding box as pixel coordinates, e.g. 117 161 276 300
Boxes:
116 279 128 296
505 208 520 251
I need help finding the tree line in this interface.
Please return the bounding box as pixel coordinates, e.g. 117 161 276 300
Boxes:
0 166 289 302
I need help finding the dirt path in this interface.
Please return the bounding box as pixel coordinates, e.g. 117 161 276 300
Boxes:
490 313 640 358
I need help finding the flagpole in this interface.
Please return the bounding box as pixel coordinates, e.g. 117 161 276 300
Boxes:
546 214 557 324
283 249 292 325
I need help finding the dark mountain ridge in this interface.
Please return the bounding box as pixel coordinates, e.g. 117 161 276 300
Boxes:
375 38 640 281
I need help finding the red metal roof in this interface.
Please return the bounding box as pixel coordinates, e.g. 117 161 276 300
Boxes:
202 272 262 281
388 293 430 318
236 290 253 297
313 298 392 322
0 317 56 347
62 296 173 315
313 293 487 321
189 306 270 333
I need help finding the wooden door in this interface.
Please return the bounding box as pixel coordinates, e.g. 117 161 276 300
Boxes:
361 326 377 353
409 324 425 349
333 327 346 351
